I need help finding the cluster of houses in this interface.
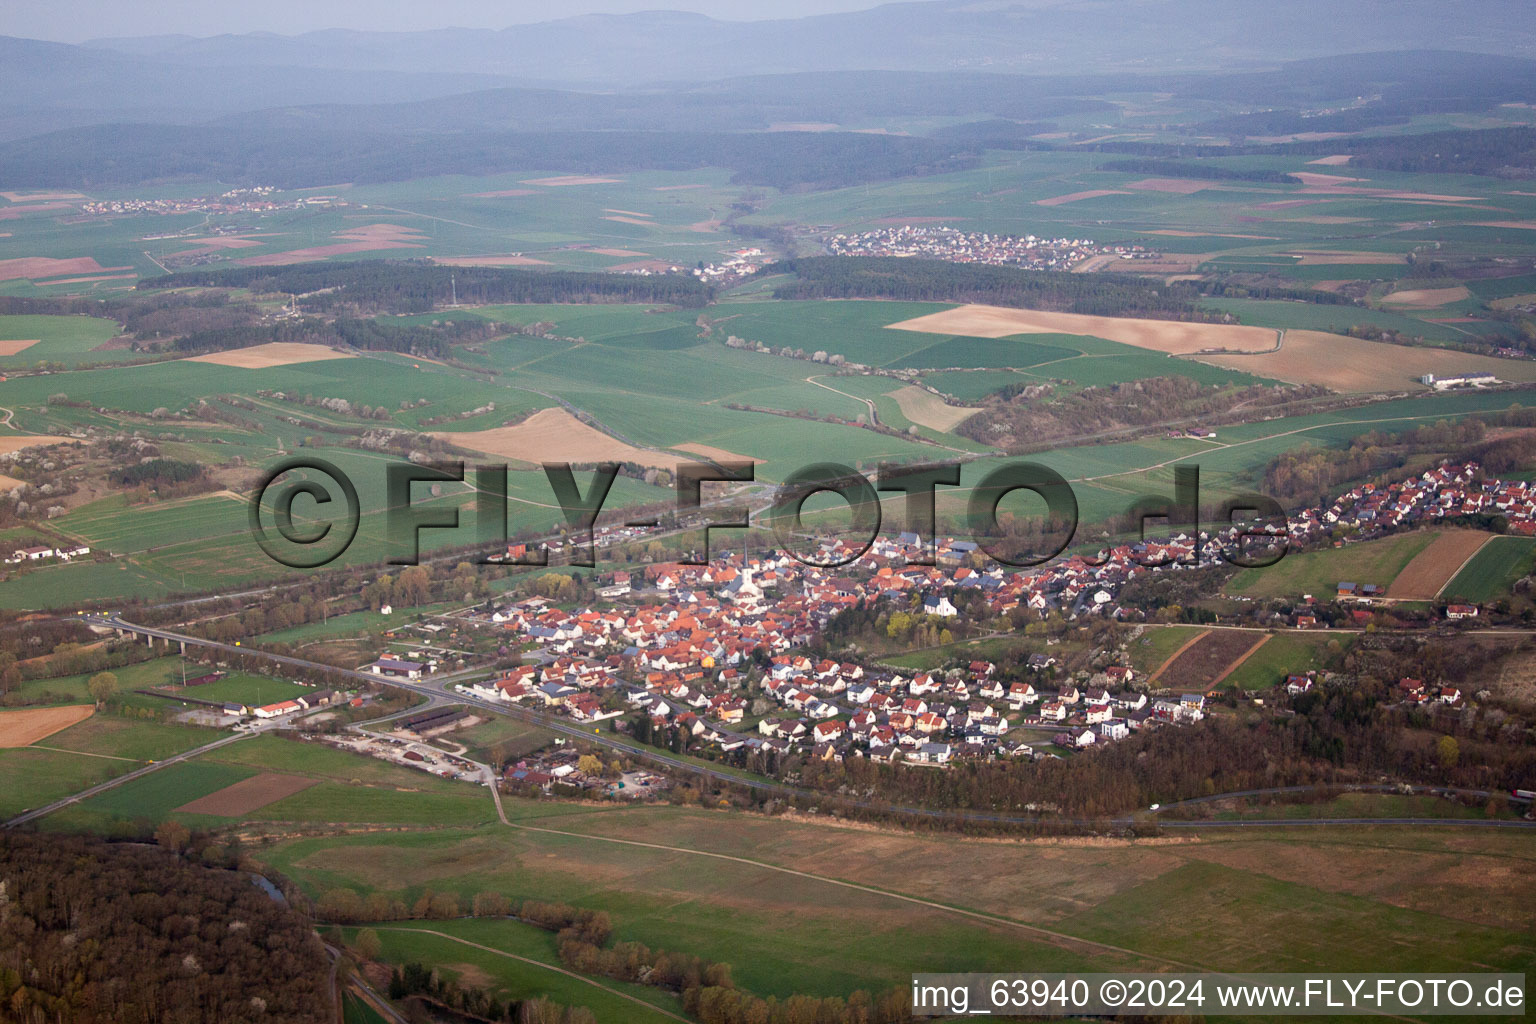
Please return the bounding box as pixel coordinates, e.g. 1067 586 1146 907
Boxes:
1288 461 1536 545
456 536 1216 764
434 458 1527 767
824 225 1158 271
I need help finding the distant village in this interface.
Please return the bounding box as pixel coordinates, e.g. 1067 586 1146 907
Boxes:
825 225 1160 271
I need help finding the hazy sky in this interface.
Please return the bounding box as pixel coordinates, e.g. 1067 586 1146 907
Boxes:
4 0 880 43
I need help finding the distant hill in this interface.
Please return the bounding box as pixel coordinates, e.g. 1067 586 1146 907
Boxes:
76 0 1536 84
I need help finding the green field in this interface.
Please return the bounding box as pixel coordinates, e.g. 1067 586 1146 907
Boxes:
255 804 1536 1006
0 712 221 819
1227 532 1435 599
1220 631 1352 690
1441 535 1536 603
0 314 128 367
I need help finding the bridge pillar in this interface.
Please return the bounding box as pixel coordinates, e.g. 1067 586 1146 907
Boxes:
146 633 154 647
178 641 186 654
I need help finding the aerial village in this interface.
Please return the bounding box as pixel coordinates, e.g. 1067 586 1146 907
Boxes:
824 225 1160 270
430 460 1534 769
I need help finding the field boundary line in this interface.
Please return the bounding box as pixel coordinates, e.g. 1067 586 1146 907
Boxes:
1148 629 1211 685
371 926 690 1022
1209 634 1271 688
1433 533 1499 600
27 745 140 762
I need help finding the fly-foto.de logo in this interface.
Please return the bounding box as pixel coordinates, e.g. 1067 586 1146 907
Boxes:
248 457 1289 571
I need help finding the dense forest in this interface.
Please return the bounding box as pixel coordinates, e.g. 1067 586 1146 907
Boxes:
0 125 982 191
767 257 1216 320
143 261 714 313
1096 159 1300 183
0 833 332 1023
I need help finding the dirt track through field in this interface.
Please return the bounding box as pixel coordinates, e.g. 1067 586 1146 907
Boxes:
0 705 94 747
175 772 318 816
1209 635 1271 687
1148 630 1211 684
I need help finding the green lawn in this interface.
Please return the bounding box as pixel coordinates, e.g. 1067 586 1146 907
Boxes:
1227 531 1436 599
1441 536 1536 603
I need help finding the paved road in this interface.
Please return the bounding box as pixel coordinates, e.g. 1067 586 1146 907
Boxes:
85 616 1536 832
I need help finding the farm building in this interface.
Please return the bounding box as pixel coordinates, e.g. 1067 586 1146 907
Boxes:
368 657 425 679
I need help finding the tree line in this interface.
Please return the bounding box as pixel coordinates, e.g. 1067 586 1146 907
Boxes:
767 257 1216 320
143 261 714 313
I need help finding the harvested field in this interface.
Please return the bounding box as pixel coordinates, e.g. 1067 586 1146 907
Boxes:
1196 330 1536 392
652 184 711 191
0 340 38 356
674 442 760 465
1292 172 1365 186
186 343 354 369
0 434 74 454
603 216 654 227
0 705 94 747
520 176 623 186
238 224 426 265
465 189 537 198
885 386 979 432
0 191 86 202
1381 286 1471 308
1280 251 1407 265
1306 155 1354 165
432 255 551 267
886 303 1279 354
1155 630 1264 692
437 407 676 470
1390 530 1495 600
0 257 131 282
1125 179 1211 194
586 248 649 257
0 204 74 220
1472 221 1536 231
175 772 318 816
1034 190 1130 206
603 209 651 218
